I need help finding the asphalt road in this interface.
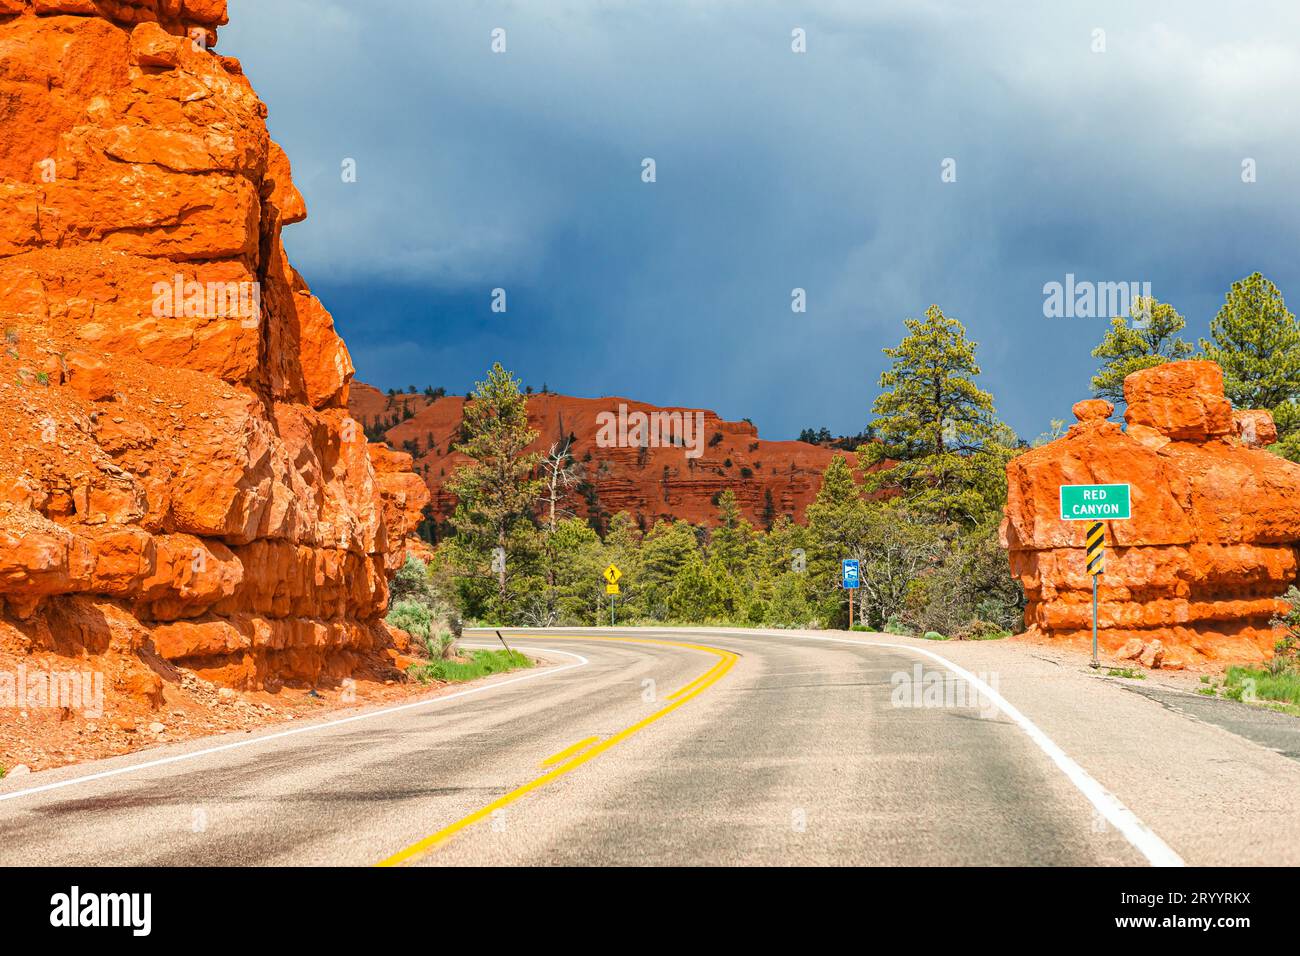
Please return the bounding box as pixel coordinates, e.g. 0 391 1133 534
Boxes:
1 627 1297 866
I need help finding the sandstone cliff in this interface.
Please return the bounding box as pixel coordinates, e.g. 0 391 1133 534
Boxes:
0 1 426 693
1002 361 1300 666
350 384 881 532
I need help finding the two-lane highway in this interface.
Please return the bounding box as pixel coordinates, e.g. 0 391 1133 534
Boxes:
4 626 1293 866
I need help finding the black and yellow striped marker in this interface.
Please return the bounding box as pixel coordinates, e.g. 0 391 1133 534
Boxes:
1086 521 1105 576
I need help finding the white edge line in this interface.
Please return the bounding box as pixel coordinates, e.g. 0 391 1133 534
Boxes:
789 632 1186 867
0 645 589 805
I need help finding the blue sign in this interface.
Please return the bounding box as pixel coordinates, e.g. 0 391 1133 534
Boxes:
841 559 860 589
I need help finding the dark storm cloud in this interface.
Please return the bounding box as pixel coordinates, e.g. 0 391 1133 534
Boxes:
223 0 1300 441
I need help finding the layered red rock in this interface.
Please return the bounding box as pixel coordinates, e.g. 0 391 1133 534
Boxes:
0 2 425 691
1002 361 1300 666
350 384 882 531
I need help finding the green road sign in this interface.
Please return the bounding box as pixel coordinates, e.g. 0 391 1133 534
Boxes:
1059 483 1131 521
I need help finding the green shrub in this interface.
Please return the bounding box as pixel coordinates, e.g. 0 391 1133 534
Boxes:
884 615 910 636
952 619 1011 641
422 630 456 660
1268 587 1300 675
386 600 432 641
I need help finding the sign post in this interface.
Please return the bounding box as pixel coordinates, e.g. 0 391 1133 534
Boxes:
1059 484 1130 669
1086 521 1105 669
603 564 622 627
841 559 860 629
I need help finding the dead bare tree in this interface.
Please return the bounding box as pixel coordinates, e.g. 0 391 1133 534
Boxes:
540 437 580 533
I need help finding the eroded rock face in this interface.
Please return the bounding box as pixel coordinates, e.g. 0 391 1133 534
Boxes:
350 385 887 530
0 2 427 690
1002 361 1300 666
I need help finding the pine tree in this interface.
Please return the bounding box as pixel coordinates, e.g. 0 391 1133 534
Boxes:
446 363 543 618
708 489 754 575
545 518 604 625
805 455 869 624
1090 296 1194 406
862 305 1013 525
641 520 700 619
602 512 645 618
668 550 733 622
1200 273 1300 414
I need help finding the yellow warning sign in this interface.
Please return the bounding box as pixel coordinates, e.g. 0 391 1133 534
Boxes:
603 564 622 585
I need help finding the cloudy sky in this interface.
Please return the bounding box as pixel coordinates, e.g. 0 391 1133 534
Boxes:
224 0 1300 442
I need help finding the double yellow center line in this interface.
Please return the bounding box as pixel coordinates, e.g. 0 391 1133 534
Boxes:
377 636 738 866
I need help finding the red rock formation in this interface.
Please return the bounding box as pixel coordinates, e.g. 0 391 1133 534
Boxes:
0 2 425 691
350 384 882 531
1002 361 1300 666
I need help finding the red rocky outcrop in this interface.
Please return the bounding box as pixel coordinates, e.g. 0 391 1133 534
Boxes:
1002 361 1300 666
350 385 884 530
0 1 426 691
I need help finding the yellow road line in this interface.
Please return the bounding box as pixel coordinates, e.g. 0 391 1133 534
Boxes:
666 655 730 700
554 636 736 699
376 636 737 866
539 735 600 768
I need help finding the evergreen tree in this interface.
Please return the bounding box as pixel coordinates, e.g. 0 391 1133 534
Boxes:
603 512 645 619
1200 274 1300 459
805 455 869 625
641 520 700 619
543 518 604 625
446 363 543 619
1090 296 1193 405
668 550 733 622
764 571 813 628
863 305 1013 525
708 489 754 575
753 515 813 626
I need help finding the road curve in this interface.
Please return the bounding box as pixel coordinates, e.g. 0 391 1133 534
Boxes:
0 627 1222 865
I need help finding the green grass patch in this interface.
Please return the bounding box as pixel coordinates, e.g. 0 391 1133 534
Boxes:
408 649 533 684
1223 665 1300 715
1105 667 1145 680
